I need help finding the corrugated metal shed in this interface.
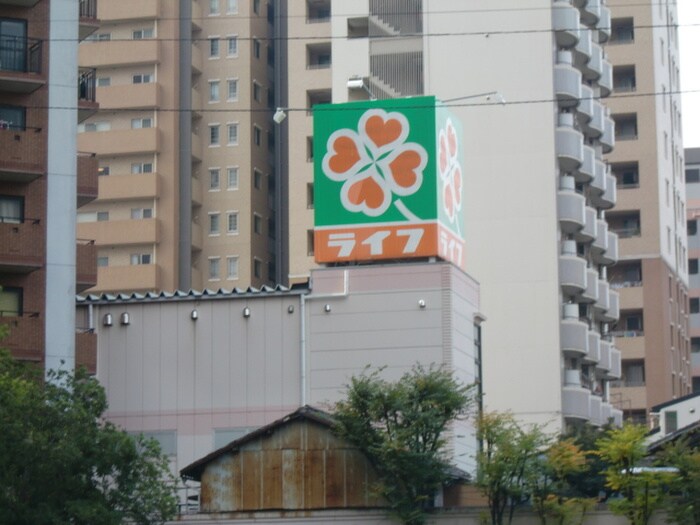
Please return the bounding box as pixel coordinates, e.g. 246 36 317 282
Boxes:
180 406 384 513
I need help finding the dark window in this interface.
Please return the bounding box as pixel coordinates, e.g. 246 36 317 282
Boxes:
610 18 634 43
692 337 700 353
691 298 700 314
0 286 22 317
0 105 26 130
0 195 23 223
0 18 28 72
665 411 678 433
611 162 640 188
689 220 698 236
614 114 638 140
622 360 645 387
690 258 699 274
307 229 314 256
687 168 700 183
613 65 636 92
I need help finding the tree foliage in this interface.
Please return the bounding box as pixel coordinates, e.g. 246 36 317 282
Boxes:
333 365 476 525
657 438 700 525
0 348 177 525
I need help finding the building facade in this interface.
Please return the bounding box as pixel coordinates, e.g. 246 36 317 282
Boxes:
0 0 98 373
604 0 690 422
685 147 700 392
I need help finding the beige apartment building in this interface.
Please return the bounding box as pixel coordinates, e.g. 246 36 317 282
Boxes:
77 0 275 293
685 147 700 393
604 0 690 422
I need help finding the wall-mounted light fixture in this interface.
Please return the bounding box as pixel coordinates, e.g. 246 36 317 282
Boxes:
287 305 295 314
273 107 287 124
191 309 199 320
120 312 130 325
324 304 331 313
103 313 113 327
243 306 251 318
418 299 426 309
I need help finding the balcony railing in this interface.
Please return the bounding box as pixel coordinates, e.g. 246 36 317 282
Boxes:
78 68 97 102
79 0 97 19
610 330 644 337
612 226 641 238
610 280 642 289
0 35 42 74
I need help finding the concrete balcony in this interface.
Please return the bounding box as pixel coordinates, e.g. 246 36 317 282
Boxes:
80 39 160 68
600 402 612 426
559 252 587 297
563 385 591 421
591 219 608 257
0 127 44 182
556 124 584 172
589 395 603 426
582 43 603 81
576 85 594 125
574 145 594 183
587 330 601 363
575 206 597 243
192 45 203 76
597 6 611 43
97 0 160 21
77 218 159 246
0 37 45 94
580 0 601 26
97 172 159 201
618 285 643 311
192 132 202 162
76 240 97 293
598 339 612 372
599 59 613 97
584 101 604 138
0 220 43 272
593 279 610 315
599 231 618 265
77 153 98 207
79 0 100 41
191 178 203 206
561 314 589 358
78 128 159 157
0 315 42 361
191 0 202 31
602 289 620 323
95 264 161 293
191 223 202 251
608 347 622 379
593 173 617 210
590 160 606 196
553 1 581 48
75 330 97 374
581 268 600 303
573 30 592 69
611 408 623 426
558 178 585 233
600 115 615 153
555 62 583 109
97 82 160 110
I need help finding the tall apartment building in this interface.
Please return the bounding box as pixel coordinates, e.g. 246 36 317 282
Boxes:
77 0 275 293
603 0 690 422
685 147 700 393
1 0 98 373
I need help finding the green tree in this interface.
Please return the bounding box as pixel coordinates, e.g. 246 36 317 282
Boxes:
595 424 674 525
657 438 700 525
563 422 612 500
0 347 177 524
333 365 476 525
475 412 550 525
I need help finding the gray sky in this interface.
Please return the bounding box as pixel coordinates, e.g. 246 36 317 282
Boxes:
679 0 700 148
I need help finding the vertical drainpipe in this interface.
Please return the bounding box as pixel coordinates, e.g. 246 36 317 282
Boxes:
274 0 289 286
178 0 193 290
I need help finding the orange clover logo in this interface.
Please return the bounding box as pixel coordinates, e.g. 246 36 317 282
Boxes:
322 109 427 219
438 118 462 229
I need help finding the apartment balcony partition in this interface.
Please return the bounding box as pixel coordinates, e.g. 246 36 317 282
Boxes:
563 385 591 421
76 239 97 293
97 82 160 110
575 206 597 243
191 131 202 162
600 402 612 425
600 114 615 153
77 152 98 206
0 219 43 272
599 58 613 97
581 268 600 303
590 159 606 196
97 172 159 201
554 54 583 109
0 36 44 93
575 145 595 182
587 330 601 363
599 231 619 265
192 44 203 75
80 39 160 68
582 43 603 81
78 128 159 157
75 330 97 373
589 395 603 426
597 6 611 43
0 126 43 182
191 0 202 31
593 279 610 316
191 222 202 251
580 0 601 26
602 289 620 323
587 101 604 138
608 347 622 379
598 339 612 372
79 0 100 41
78 217 159 246
0 314 42 361
556 114 584 172
573 29 592 69
576 85 594 126
557 177 585 233
191 177 202 207
559 246 587 297
78 68 98 123
95 264 161 293
553 1 581 48
591 219 608 258
592 172 617 210
97 0 160 22
561 304 589 358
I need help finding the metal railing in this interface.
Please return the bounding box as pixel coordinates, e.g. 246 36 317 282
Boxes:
0 35 42 74
0 216 40 224
370 0 423 34
78 68 97 102
79 0 97 19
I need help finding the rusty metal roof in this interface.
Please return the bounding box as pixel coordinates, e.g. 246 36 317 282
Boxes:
180 405 336 481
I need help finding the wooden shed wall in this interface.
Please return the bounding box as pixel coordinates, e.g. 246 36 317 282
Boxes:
200 420 383 512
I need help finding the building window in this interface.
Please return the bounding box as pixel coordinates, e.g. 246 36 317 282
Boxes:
253 213 262 234
209 213 220 235
209 125 220 145
130 208 153 219
209 37 220 57
227 36 238 56
208 257 220 280
688 220 697 236
691 337 700 352
227 256 239 279
686 168 700 183
0 287 22 317
614 114 638 140
209 168 220 190
97 256 108 267
131 162 153 174
253 258 262 278
132 73 153 85
622 360 645 387
97 77 111 87
0 195 23 223
0 105 26 130
307 229 314 256
665 411 678 433
253 39 261 58
227 0 238 14
253 0 260 15
227 167 239 189
253 81 262 102
132 28 154 39
96 211 109 221
253 125 262 146
227 79 238 100
209 80 220 102
607 211 641 238
691 298 700 314
307 43 331 69
610 18 634 43
131 117 152 129
253 169 263 189
227 212 238 233
209 0 219 15
613 65 636 92
98 166 110 176
307 183 314 208
690 259 698 274
611 162 639 188
227 123 238 145
130 253 151 265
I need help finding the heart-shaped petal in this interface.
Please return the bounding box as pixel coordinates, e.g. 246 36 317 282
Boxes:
439 134 448 175
389 150 421 189
453 166 463 207
444 183 454 218
365 115 403 148
328 135 361 175
447 122 458 158
346 176 387 211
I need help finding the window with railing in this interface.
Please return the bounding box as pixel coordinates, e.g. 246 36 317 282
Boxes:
607 210 641 238
611 162 640 189
306 0 330 23
610 18 634 44
613 65 636 93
